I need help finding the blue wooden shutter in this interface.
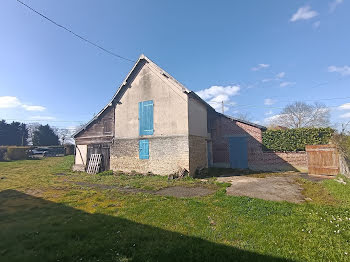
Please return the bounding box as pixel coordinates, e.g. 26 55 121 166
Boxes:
139 100 154 135
139 139 149 159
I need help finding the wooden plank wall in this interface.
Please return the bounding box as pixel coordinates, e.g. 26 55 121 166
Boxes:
306 145 340 176
75 106 115 145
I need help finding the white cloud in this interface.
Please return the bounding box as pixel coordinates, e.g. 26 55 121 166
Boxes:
265 110 274 116
328 65 350 76
280 82 295 87
22 105 46 111
252 64 270 71
252 120 261 124
313 21 321 29
264 114 283 124
262 72 285 83
196 85 240 100
276 72 285 79
264 98 275 105
290 6 318 22
29 116 55 120
330 0 343 12
0 96 21 108
340 112 350 118
338 103 350 110
196 85 240 112
0 96 45 111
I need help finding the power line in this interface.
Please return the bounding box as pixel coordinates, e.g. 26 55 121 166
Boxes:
2 118 84 123
14 0 350 114
16 0 135 63
207 96 350 109
16 0 188 105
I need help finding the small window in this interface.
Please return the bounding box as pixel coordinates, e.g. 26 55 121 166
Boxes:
139 139 149 159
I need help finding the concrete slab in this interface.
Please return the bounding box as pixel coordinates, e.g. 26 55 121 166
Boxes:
217 176 305 203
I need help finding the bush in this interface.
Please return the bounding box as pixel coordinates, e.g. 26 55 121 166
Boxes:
262 127 334 152
0 147 7 161
6 146 29 160
97 170 114 176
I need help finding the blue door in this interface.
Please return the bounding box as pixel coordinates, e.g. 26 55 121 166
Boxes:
229 137 248 169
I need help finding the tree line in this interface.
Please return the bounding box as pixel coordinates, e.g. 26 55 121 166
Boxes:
0 120 66 146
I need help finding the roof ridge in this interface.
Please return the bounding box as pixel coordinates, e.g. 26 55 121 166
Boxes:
220 113 267 130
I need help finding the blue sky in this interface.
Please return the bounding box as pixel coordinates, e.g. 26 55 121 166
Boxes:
1 0 350 130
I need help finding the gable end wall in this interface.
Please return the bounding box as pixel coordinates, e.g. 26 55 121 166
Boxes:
110 63 190 175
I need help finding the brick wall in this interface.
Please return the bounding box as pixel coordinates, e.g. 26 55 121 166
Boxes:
110 136 189 175
211 115 263 166
249 151 308 172
210 114 308 172
189 135 207 175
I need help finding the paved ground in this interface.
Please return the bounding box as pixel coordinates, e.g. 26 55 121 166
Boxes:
217 174 331 203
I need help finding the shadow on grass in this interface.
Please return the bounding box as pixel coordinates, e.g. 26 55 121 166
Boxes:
195 167 269 179
0 190 292 262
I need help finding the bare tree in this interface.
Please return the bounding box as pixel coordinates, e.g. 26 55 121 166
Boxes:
27 123 41 145
54 126 82 145
235 112 252 121
269 102 330 128
55 128 70 145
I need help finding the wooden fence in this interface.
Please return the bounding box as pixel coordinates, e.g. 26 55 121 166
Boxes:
306 145 339 176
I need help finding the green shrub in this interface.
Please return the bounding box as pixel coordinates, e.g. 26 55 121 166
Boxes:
0 147 7 161
262 127 334 152
97 170 114 176
6 146 30 160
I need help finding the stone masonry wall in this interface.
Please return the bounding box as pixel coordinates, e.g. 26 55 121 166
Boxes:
110 136 189 175
189 135 208 175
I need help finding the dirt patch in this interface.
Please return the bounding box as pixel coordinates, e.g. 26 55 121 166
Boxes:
74 182 215 198
75 182 150 194
299 173 334 182
24 189 44 197
217 176 305 203
155 186 215 198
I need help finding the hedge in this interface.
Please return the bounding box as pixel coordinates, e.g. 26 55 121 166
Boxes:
6 146 29 160
262 127 334 152
0 147 7 161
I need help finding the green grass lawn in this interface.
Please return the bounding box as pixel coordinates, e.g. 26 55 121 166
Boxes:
0 156 350 261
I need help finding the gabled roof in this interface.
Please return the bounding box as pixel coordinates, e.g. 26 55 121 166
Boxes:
73 54 189 138
219 113 267 131
73 54 266 138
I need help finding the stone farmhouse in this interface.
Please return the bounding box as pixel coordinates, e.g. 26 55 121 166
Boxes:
73 55 306 175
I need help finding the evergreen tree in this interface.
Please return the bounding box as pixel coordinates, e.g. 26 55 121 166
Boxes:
0 120 28 146
32 124 59 146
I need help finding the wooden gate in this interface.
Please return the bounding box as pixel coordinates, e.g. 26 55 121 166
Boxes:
306 145 339 176
87 144 110 172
